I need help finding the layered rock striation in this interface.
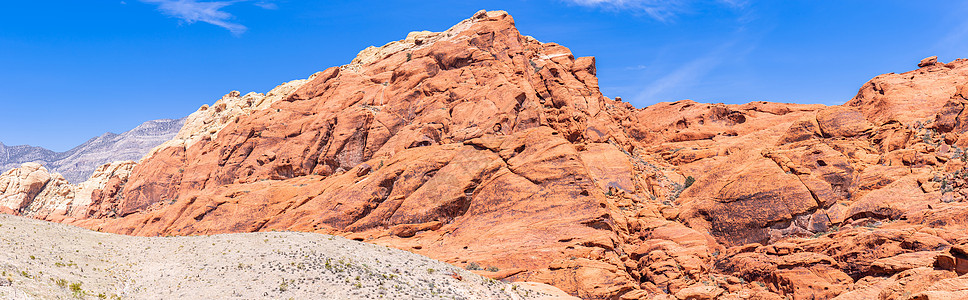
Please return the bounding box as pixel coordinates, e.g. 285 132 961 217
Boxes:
5 10 968 300
0 117 184 183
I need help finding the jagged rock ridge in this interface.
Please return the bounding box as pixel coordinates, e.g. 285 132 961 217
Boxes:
0 143 56 170
0 118 185 183
4 10 968 300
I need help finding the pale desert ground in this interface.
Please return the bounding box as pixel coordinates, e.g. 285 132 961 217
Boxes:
0 214 573 299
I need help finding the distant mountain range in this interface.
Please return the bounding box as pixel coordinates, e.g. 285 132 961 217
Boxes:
0 118 185 183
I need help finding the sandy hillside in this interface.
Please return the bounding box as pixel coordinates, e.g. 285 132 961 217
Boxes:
0 214 572 299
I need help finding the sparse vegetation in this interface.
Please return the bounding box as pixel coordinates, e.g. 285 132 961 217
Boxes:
683 176 696 189
812 224 842 238
0 213 545 299
69 282 83 297
668 176 696 201
465 262 481 270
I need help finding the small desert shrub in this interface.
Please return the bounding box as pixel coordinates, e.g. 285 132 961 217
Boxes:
486 266 499 272
684 176 696 189
465 262 481 271
69 282 83 296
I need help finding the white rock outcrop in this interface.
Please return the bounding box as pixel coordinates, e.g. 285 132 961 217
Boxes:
0 161 134 221
145 79 309 158
0 163 51 213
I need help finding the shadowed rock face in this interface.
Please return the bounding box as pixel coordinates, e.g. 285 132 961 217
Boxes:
6 10 968 300
0 118 184 183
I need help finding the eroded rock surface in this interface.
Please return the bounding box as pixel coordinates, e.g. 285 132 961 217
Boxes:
0 161 135 221
4 10 968 300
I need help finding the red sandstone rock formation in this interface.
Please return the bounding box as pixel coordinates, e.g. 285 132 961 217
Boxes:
5 10 968 300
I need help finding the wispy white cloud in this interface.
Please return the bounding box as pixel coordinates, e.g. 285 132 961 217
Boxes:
565 0 747 22
140 0 277 35
716 0 748 8
932 4 968 56
631 38 758 103
632 45 729 102
253 1 277 10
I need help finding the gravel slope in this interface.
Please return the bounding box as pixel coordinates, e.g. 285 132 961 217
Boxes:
0 215 571 299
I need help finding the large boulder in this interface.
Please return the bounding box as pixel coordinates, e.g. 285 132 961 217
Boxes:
0 163 52 212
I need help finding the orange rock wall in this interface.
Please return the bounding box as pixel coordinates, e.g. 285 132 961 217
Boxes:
13 10 968 300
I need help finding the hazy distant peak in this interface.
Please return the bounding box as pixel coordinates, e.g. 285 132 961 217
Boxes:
0 117 185 183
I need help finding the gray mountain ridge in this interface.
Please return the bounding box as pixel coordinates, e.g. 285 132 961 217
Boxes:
0 117 186 183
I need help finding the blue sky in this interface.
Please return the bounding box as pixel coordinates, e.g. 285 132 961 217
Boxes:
2 1 967 151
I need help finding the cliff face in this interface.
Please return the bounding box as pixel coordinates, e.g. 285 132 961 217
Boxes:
78 11 654 297
0 118 184 183
5 10 968 300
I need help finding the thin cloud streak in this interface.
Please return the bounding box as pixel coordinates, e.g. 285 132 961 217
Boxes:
253 1 277 10
631 38 758 104
140 0 275 35
565 0 748 22
932 4 968 55
632 46 728 103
